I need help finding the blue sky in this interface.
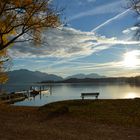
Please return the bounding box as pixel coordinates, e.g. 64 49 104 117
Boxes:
9 0 140 77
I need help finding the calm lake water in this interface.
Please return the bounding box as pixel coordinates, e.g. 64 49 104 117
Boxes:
2 83 140 106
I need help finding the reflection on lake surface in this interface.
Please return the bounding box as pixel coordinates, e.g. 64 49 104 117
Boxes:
3 83 140 106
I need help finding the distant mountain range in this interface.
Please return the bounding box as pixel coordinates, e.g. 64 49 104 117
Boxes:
7 69 106 84
6 69 140 85
7 69 63 84
66 73 106 79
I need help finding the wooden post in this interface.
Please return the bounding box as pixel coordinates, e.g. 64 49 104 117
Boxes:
27 90 29 98
39 86 41 94
39 86 42 99
30 86 32 90
50 85 52 95
40 92 42 99
96 95 98 99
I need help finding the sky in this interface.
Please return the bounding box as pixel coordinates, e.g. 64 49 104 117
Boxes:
9 0 140 77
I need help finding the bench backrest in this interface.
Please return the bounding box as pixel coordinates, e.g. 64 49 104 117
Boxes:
81 92 99 96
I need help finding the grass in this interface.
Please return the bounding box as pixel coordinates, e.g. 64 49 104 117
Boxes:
0 99 140 140
40 99 140 127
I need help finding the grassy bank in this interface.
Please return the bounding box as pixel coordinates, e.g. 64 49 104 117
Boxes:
0 99 140 140
40 99 140 127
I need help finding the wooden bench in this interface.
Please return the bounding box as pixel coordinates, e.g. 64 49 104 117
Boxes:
81 92 99 100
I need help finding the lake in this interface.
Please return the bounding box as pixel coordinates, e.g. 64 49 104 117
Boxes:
2 83 140 106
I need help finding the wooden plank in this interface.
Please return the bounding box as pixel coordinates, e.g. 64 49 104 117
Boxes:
81 92 99 100
81 92 99 96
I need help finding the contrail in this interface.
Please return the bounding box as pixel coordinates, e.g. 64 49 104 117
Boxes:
91 8 131 32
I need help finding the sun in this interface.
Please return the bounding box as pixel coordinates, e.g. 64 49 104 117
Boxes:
123 51 139 68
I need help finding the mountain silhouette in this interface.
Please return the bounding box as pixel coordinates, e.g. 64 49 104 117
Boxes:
66 73 106 79
7 69 63 84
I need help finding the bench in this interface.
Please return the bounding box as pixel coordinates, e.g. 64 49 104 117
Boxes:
81 92 99 100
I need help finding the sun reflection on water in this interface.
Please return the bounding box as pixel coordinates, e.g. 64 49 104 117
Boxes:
125 92 137 99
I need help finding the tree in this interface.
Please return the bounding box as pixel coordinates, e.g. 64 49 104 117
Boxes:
0 47 10 84
0 0 60 51
0 0 60 84
0 50 12 84
128 0 140 39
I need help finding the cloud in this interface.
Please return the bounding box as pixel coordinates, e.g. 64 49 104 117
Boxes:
41 57 140 77
76 0 96 5
69 1 125 21
122 29 130 34
8 27 140 60
122 26 139 34
87 0 96 2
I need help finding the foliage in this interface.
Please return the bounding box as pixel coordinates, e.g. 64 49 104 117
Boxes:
0 50 9 84
0 72 8 84
0 0 60 84
0 0 60 50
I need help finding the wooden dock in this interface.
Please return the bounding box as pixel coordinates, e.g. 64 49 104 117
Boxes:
0 85 51 104
0 92 27 104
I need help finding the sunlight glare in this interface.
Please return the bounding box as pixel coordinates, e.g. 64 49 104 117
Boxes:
125 92 137 99
123 51 139 68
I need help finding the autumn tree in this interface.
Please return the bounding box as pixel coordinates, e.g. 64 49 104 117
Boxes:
0 0 60 84
0 49 10 85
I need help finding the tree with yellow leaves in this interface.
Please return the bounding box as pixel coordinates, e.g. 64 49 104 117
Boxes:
0 48 10 84
0 0 60 84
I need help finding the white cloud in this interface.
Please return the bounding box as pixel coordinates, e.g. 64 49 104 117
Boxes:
41 58 140 77
87 0 96 2
76 0 96 5
8 27 140 60
122 29 130 34
122 26 139 34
